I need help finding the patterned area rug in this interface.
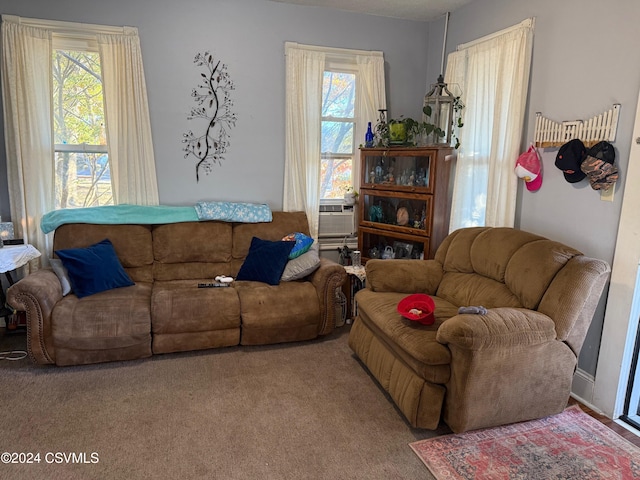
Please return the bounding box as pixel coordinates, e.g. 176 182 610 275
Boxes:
410 405 640 479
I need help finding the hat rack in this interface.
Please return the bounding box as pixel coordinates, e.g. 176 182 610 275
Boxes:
534 104 620 148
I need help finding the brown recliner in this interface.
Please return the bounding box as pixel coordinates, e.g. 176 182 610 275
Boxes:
348 227 611 433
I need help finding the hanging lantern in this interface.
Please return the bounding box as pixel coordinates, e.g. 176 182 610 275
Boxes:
423 74 456 145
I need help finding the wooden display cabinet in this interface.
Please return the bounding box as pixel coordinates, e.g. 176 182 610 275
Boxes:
358 146 454 261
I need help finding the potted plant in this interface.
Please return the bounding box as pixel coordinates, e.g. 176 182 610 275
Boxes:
343 186 358 205
386 116 440 147
388 118 407 144
388 117 427 146
382 97 464 148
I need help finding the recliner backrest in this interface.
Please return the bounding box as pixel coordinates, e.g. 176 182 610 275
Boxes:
435 227 582 311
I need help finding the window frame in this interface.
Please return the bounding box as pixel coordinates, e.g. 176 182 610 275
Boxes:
52 33 113 209
320 59 359 205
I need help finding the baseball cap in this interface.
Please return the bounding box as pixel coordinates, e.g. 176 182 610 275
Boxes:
555 139 586 183
515 145 542 192
581 141 618 191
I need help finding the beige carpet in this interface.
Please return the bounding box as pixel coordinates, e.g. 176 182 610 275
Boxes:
0 327 445 479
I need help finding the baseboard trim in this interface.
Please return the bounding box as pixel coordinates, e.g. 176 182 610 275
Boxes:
571 368 607 415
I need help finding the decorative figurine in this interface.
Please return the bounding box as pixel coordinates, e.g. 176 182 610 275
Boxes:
396 206 410 226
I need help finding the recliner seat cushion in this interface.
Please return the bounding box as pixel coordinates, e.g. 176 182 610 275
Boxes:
235 280 320 345
52 283 152 351
151 280 241 334
355 289 456 384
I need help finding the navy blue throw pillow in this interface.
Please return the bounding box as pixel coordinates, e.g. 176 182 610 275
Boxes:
55 238 134 298
236 237 295 285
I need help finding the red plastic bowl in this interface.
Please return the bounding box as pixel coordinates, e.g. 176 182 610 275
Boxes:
397 293 435 325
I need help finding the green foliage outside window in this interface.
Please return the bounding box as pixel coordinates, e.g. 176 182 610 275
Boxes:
52 49 113 209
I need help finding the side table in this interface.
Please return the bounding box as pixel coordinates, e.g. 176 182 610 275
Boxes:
343 265 366 324
0 244 41 329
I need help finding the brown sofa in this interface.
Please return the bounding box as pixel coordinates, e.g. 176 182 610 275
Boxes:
348 227 610 433
7 211 346 366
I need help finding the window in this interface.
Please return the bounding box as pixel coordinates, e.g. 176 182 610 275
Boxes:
320 70 355 200
283 42 384 238
2 15 158 262
52 42 113 209
446 19 533 229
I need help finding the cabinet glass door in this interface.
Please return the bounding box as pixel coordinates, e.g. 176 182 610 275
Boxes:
358 226 428 261
360 190 432 236
361 151 433 192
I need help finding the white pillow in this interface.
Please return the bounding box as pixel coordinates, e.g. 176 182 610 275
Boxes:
50 258 72 296
281 243 321 281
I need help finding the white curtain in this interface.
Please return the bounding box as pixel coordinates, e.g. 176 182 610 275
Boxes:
355 54 386 192
283 43 386 239
1 16 159 262
98 29 159 205
1 19 54 268
283 44 325 239
446 18 534 230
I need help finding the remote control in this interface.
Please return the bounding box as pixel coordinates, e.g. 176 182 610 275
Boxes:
198 282 230 288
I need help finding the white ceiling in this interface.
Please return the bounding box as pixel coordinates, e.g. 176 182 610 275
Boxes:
268 0 476 22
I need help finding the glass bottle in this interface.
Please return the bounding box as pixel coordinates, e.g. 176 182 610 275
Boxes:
365 122 374 148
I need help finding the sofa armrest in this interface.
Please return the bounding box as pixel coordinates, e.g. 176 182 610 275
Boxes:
308 258 347 335
436 307 557 351
365 259 443 294
6 269 62 364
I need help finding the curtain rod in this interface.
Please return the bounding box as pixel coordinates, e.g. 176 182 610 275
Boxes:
456 17 534 51
285 41 383 58
2 14 130 35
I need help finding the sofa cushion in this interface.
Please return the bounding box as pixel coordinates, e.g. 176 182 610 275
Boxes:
53 224 154 282
282 232 314 259
235 281 321 344
281 243 320 281
505 239 580 310
151 280 241 334
232 211 310 260
236 237 295 285
56 239 135 298
468 228 543 282
436 228 582 310
153 222 233 263
152 222 233 281
52 282 151 350
355 289 457 385
437 272 522 310
50 258 72 296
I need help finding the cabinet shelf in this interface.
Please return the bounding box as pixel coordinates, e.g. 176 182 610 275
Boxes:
359 189 432 237
358 225 429 262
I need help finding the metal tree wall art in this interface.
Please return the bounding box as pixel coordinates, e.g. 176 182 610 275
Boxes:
182 52 237 181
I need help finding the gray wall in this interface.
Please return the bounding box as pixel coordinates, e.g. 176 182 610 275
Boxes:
0 0 431 220
433 0 640 375
2 0 629 376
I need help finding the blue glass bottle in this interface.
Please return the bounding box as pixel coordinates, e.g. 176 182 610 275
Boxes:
365 122 374 148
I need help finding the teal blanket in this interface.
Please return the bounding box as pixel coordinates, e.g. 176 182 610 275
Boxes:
41 205 199 234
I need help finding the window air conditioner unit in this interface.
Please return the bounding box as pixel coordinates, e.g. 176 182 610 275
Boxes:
318 204 356 238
